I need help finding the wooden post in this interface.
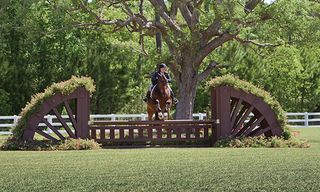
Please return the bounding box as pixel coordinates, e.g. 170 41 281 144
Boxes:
211 86 231 145
75 87 90 139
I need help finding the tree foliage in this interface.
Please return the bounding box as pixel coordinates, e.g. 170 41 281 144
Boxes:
0 0 319 116
216 0 320 112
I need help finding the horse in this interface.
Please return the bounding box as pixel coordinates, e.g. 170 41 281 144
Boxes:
147 74 172 121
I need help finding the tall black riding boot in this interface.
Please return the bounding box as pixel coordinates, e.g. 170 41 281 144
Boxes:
170 90 179 104
143 90 151 102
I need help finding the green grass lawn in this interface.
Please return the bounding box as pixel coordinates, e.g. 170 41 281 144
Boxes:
0 128 319 192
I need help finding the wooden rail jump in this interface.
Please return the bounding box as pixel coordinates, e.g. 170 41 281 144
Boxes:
20 85 284 147
90 120 213 146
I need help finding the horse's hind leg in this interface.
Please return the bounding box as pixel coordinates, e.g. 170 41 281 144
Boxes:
147 112 153 121
155 111 160 120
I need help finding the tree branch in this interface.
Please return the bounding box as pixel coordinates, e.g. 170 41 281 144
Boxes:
190 6 200 27
177 3 193 28
195 0 205 8
169 1 178 19
177 2 200 31
244 0 262 13
201 19 221 44
73 0 171 37
194 32 235 67
75 0 135 28
77 0 104 23
138 0 147 55
148 0 182 34
234 36 281 47
197 61 218 83
162 34 179 69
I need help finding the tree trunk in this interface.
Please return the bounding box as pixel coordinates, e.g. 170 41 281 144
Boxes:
175 82 197 119
175 60 198 119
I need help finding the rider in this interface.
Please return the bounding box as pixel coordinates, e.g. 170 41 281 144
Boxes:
143 63 179 104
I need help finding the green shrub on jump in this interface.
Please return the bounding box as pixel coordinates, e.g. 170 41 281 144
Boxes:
11 76 95 139
207 74 290 136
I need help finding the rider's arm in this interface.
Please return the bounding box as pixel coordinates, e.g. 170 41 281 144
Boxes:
165 73 172 83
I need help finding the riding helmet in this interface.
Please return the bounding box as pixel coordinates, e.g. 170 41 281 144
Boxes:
158 63 167 69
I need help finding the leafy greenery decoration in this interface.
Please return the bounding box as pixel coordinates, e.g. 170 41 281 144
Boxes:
207 74 288 132
11 76 95 139
1 138 101 151
214 136 310 148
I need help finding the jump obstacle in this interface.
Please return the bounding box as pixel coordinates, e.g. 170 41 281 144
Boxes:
21 86 283 146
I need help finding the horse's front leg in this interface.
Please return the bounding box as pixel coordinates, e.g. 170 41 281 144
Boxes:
147 103 155 121
163 100 171 120
155 99 163 120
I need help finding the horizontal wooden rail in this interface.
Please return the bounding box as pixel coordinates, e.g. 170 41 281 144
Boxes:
91 120 214 125
89 120 213 146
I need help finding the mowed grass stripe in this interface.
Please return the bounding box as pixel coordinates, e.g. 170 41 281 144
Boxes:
0 128 319 192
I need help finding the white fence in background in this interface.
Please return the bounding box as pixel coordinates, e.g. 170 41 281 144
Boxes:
0 112 319 135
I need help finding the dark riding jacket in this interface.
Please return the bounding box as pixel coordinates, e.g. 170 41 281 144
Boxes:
151 72 172 86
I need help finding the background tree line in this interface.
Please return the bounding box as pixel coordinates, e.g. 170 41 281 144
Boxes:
0 0 319 116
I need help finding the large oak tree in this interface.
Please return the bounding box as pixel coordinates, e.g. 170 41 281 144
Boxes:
62 0 305 119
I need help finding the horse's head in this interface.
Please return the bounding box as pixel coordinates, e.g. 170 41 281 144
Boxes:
157 73 168 86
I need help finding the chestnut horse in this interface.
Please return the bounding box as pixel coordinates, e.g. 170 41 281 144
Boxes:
147 74 172 121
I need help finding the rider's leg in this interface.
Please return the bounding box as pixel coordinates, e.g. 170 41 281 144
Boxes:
143 90 150 102
170 90 179 104
143 85 153 102
168 86 179 104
